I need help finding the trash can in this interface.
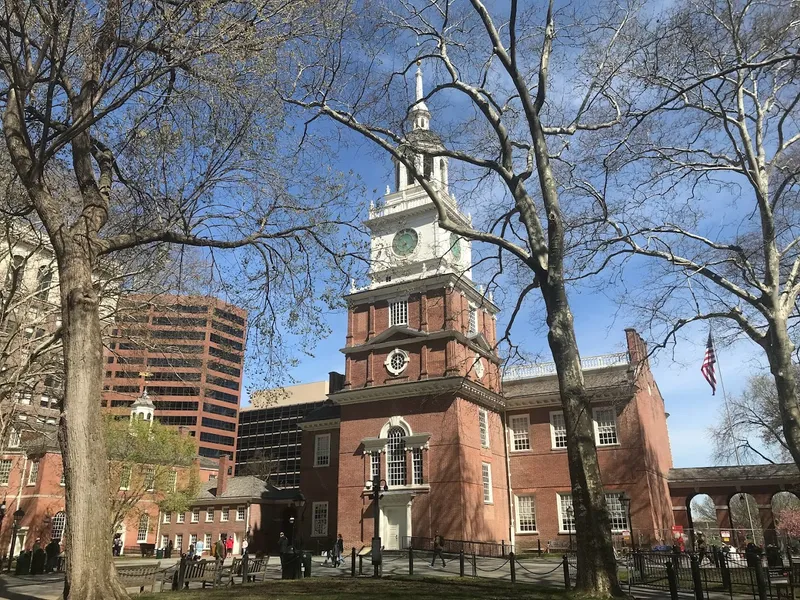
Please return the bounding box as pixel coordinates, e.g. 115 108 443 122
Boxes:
303 551 312 577
156 548 164 560
293 552 303 579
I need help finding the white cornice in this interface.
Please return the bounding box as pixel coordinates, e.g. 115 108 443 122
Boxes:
298 418 341 431
504 387 633 409
341 328 500 364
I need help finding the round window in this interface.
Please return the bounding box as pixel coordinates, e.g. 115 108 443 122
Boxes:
385 349 409 376
392 229 419 256
474 355 485 380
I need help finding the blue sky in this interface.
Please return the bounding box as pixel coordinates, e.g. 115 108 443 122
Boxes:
233 130 769 471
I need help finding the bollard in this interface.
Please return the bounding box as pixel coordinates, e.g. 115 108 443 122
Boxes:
241 553 249 584
537 539 541 557
502 540 506 558
351 548 356 578
720 551 731 591
671 545 680 574
690 554 703 600
472 553 477 578
563 555 571 591
459 550 465 577
359 554 363 576
753 563 768 600
176 555 187 590
509 551 516 584
409 546 414 576
666 562 679 600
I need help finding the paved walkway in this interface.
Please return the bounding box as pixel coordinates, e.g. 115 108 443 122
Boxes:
0 554 749 599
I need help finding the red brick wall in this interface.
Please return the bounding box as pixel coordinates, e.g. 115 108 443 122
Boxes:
299 425 340 550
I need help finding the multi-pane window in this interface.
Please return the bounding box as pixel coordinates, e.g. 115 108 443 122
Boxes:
8 428 20 448
550 412 568 449
189 533 197 548
27 461 39 486
144 467 155 491
389 299 408 327
387 427 407 486
204 533 212 551
479 409 489 448
482 463 493 504
237 506 246 521
510 415 531 451
314 434 331 467
312 502 329 537
206 508 214 522
175 534 183 552
177 512 185 524
516 496 537 533
606 492 629 532
120 465 132 490
0 460 11 485
163 512 172 524
221 507 229 522
558 493 575 533
412 448 423 485
371 452 380 480
51 511 66 541
594 407 619 446
169 471 178 493
60 469 65 486
161 534 169 549
137 514 149 543
191 509 200 523
468 305 478 335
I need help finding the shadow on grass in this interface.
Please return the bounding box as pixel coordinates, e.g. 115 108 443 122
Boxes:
138 576 569 600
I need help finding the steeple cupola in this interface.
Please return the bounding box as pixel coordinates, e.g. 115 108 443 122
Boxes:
410 63 431 131
130 389 155 424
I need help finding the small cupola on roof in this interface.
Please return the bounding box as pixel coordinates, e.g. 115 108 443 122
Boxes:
130 389 155 424
410 62 431 131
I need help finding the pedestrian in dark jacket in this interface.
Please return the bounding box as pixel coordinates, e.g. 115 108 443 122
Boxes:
430 533 446 567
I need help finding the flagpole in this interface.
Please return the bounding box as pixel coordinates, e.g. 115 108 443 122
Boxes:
713 336 759 541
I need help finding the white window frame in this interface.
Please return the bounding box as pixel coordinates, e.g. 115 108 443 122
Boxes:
478 408 489 448
605 492 629 532
515 495 537 534
236 506 246 521
370 452 381 480
385 348 410 376
386 427 407 486
137 514 149 543
557 493 576 533
177 512 185 524
311 501 329 537
550 411 568 449
389 298 409 327
161 534 169 549
314 433 331 467
482 462 493 504
27 461 39 486
412 448 423 485
189 533 197 548
220 507 229 522
468 304 478 335
509 414 531 451
593 406 619 446
144 466 155 491
163 512 171 524
175 534 183 551
191 509 199 523
119 464 132 490
205 507 214 522
169 471 178 493
0 459 11 486
204 533 212 551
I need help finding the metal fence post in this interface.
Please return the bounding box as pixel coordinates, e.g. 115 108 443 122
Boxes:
408 546 413 576
753 563 768 600
690 554 704 600
666 561 679 600
509 552 516 584
537 539 541 557
351 548 356 577
241 553 249 584
502 540 506 558
720 551 731 591
459 551 465 577
359 554 363 576
563 555 571 591
472 553 477 578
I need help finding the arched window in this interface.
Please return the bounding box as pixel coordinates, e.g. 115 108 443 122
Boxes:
387 427 407 486
51 511 66 542
439 159 447 187
423 155 433 180
36 265 53 301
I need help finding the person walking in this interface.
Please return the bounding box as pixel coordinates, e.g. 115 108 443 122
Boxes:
215 536 225 565
195 538 204 559
225 535 234 559
336 533 344 567
430 532 446 567
241 538 249 557
188 543 195 561
278 531 290 577
696 532 708 565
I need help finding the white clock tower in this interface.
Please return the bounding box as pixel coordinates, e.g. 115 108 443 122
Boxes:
365 65 473 288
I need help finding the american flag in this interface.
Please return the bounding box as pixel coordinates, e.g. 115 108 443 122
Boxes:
701 333 717 395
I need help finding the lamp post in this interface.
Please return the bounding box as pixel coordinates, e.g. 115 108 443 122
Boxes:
7 508 24 572
371 474 388 577
619 492 633 549
566 505 574 552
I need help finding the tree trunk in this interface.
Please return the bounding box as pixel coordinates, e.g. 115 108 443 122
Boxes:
766 320 800 469
542 279 623 597
57 248 128 600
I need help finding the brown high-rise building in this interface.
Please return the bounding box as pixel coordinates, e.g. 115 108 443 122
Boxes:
102 295 247 460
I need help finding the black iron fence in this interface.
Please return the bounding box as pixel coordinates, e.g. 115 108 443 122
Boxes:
398 536 512 558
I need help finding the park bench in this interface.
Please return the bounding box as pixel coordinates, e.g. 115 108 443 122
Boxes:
224 556 269 585
117 561 160 594
183 558 223 589
546 540 572 553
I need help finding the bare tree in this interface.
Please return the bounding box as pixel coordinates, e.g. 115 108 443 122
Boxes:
237 449 277 483
0 1 355 597
282 0 646 594
589 1 800 472
711 371 796 465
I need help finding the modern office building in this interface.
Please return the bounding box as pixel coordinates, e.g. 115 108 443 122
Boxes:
102 294 247 460
236 380 337 488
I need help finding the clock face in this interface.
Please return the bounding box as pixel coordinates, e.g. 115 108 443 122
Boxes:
392 228 418 256
450 233 462 260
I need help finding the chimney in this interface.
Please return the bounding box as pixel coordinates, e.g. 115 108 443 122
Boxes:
328 371 345 394
625 328 649 367
217 454 232 496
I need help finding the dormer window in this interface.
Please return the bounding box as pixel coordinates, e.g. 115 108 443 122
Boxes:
389 299 408 327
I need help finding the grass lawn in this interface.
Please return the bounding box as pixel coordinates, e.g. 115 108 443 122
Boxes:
138 575 572 599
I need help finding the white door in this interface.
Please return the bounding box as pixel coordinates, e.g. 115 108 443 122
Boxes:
384 507 405 550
